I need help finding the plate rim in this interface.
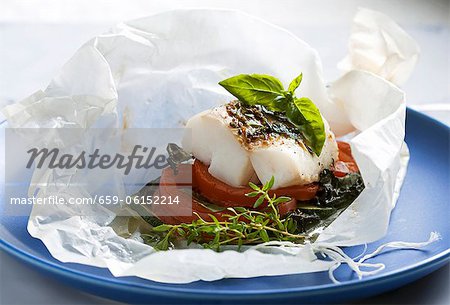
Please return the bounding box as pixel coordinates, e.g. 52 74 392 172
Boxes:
1 108 449 300
1 238 449 300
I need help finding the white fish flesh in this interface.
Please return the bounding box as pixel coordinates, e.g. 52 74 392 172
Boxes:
182 102 338 189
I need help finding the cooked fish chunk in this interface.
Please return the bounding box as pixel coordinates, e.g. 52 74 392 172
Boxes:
182 101 338 188
250 119 337 188
182 107 255 187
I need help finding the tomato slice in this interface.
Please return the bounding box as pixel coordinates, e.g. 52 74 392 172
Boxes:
192 159 318 208
154 164 297 225
154 141 359 225
334 141 359 177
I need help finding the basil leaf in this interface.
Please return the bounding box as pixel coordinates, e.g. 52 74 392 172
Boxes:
219 73 326 156
219 74 285 108
286 97 325 156
288 73 303 93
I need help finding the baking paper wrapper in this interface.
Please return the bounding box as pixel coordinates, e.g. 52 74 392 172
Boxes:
338 8 420 86
2 8 418 283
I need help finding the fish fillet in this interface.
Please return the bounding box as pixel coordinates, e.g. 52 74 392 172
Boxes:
182 102 338 188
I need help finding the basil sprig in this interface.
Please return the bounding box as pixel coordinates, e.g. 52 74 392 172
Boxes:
219 73 326 156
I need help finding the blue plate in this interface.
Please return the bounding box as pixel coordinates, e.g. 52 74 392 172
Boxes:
1 108 449 304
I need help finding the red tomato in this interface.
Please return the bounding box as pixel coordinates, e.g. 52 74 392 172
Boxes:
154 141 359 225
154 164 297 225
192 160 318 207
334 141 359 177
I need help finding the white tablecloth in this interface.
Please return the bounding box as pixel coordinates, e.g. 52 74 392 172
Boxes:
0 0 448 304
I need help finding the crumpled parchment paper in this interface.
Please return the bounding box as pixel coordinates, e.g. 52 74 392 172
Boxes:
1 8 420 283
338 8 420 86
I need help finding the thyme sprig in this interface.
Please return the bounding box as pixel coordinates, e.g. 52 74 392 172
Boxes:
141 177 307 251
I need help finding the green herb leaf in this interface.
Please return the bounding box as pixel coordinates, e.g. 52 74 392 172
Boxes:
245 191 260 197
286 218 297 233
152 224 172 232
176 227 186 236
141 175 314 251
286 97 325 156
262 176 275 191
186 233 197 245
233 207 248 213
255 215 265 223
209 214 220 227
213 232 221 245
259 229 270 242
273 196 291 204
248 182 260 191
198 226 215 233
219 74 285 109
156 237 170 250
288 73 303 93
253 195 265 208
